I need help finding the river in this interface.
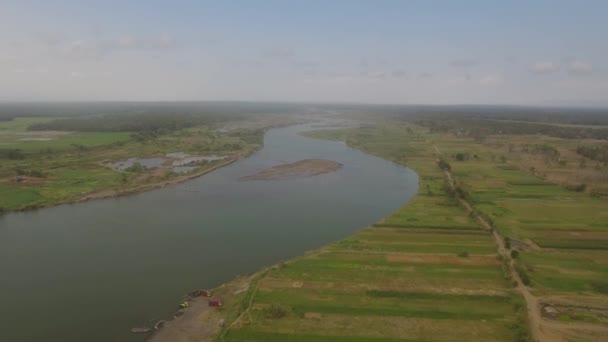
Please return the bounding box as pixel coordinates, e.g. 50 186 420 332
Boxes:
0 121 418 342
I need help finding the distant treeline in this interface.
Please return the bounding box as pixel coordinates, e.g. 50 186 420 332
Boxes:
418 118 608 140
330 104 608 126
0 101 304 121
577 144 608 163
324 103 608 140
14 101 304 132
30 112 237 132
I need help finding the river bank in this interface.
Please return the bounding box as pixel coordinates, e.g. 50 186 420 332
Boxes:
1 115 310 214
154 122 528 342
188 119 608 342
0 120 417 342
3 155 244 214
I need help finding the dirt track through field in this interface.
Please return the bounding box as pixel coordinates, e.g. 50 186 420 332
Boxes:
433 145 558 342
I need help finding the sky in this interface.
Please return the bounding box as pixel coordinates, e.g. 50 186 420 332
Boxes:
1 0 607 106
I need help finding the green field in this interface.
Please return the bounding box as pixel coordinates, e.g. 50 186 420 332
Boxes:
425 128 608 338
0 117 265 211
216 120 608 341
220 123 527 342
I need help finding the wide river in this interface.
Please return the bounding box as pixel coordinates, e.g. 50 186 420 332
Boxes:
0 121 418 342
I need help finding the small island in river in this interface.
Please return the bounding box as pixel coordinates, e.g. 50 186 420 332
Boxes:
240 159 342 181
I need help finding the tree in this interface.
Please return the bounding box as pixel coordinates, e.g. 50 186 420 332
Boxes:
437 158 451 171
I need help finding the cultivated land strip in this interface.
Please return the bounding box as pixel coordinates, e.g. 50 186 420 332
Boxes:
434 145 548 342
154 120 608 342
430 128 608 341
211 123 527 342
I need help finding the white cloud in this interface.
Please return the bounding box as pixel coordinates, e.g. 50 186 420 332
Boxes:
64 40 104 60
32 32 68 47
115 36 137 49
567 60 593 75
479 74 503 86
158 33 176 48
417 72 432 79
391 70 407 78
450 59 479 68
530 61 560 74
26 32 179 61
292 59 321 69
263 47 295 59
362 71 387 79
108 33 177 51
69 71 86 78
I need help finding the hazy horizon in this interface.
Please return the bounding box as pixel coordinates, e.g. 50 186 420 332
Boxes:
2 1 607 106
1 100 608 111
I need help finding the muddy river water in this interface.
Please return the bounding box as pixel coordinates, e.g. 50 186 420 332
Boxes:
0 121 418 342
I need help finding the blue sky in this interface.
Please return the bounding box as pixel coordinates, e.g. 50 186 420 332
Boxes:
1 1 607 105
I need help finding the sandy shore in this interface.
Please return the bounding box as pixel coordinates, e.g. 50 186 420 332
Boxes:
147 273 256 342
240 158 342 181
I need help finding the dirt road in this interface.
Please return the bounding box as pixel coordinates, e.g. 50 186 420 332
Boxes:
433 145 560 342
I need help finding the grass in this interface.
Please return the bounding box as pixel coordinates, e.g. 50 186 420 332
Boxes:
222 119 608 340
0 118 266 211
0 131 131 153
0 117 56 132
224 330 414 342
221 123 523 342
254 288 512 320
429 126 608 330
0 167 122 210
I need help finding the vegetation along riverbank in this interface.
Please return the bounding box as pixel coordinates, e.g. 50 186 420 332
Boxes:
153 110 608 342
0 106 303 213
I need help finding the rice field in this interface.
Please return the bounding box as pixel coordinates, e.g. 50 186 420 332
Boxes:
432 131 608 335
219 121 608 341
222 124 527 342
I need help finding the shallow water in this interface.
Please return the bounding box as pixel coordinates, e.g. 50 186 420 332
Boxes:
0 121 418 342
109 157 167 171
171 155 226 166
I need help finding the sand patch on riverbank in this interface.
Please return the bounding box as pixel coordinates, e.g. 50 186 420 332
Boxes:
240 159 342 181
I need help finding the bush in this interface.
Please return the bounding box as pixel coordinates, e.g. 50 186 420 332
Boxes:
263 304 289 319
512 320 530 342
458 251 469 258
454 152 470 161
14 168 46 178
515 263 531 286
28 169 46 178
0 149 25 160
437 158 451 171
591 281 608 294
510 250 519 259
125 162 146 173
565 183 586 192
455 185 470 200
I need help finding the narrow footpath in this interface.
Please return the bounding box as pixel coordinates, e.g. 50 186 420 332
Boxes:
433 145 561 342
